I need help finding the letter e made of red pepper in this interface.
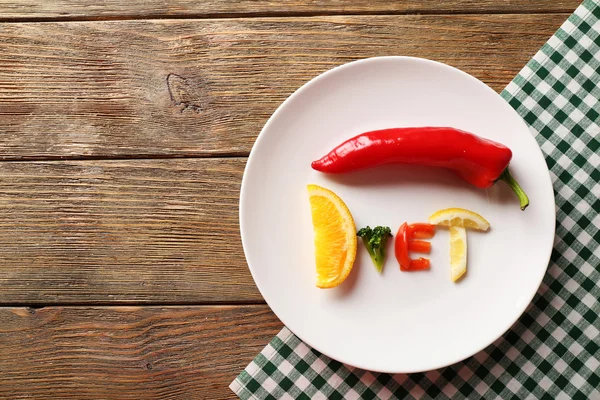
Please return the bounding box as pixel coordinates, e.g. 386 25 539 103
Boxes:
395 223 436 271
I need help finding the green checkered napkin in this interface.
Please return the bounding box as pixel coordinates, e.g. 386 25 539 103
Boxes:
231 1 600 398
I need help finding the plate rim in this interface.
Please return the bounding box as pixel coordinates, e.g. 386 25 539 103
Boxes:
239 56 556 373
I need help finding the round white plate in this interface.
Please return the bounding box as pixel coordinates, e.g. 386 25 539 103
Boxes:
240 57 555 373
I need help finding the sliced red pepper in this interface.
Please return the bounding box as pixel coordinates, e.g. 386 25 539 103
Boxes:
408 240 431 253
394 223 410 271
396 223 435 271
408 258 430 271
408 223 435 239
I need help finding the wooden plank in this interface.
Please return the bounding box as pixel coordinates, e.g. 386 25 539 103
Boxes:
0 158 264 304
0 305 282 399
0 1 581 20
0 14 566 159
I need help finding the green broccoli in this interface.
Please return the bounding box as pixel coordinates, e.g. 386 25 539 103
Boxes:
357 226 393 272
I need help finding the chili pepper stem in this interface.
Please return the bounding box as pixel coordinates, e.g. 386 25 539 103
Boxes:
500 168 530 210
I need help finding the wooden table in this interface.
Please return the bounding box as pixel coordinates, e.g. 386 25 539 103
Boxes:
0 1 579 398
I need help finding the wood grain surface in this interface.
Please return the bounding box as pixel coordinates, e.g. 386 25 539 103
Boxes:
0 0 580 20
0 305 282 399
0 3 573 397
0 158 264 304
0 14 566 160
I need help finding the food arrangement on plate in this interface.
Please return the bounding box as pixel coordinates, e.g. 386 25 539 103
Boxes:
308 126 528 288
240 56 555 373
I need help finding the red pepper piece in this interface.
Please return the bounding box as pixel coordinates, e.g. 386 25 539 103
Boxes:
312 127 529 210
408 240 431 253
408 258 430 271
395 223 410 271
395 223 435 271
408 223 435 239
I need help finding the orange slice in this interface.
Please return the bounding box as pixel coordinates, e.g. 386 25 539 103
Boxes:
307 184 357 288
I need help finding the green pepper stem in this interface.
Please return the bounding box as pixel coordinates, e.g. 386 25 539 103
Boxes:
500 168 530 211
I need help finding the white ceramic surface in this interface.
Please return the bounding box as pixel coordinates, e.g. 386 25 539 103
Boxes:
239 57 555 373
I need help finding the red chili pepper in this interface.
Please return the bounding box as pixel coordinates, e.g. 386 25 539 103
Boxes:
311 127 529 210
395 223 435 271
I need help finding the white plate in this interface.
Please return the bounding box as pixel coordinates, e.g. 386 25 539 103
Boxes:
240 57 555 373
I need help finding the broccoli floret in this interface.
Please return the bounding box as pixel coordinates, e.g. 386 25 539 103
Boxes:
357 226 393 272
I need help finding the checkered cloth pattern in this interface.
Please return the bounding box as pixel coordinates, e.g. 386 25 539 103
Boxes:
231 1 600 398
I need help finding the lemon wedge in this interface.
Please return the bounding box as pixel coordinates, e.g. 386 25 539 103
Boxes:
429 208 490 282
449 226 468 281
428 207 490 231
307 184 357 288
